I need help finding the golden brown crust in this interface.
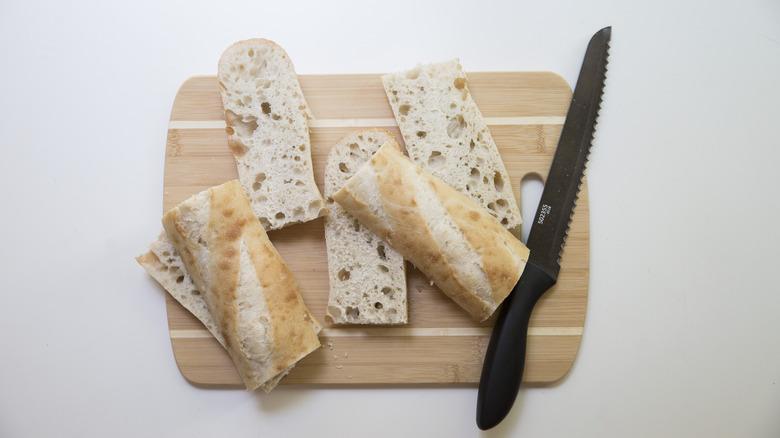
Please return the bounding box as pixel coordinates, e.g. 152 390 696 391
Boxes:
161 180 321 391
333 143 528 321
135 250 158 267
371 142 489 319
428 173 530 308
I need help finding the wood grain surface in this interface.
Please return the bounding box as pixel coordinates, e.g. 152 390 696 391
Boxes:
162 71 588 387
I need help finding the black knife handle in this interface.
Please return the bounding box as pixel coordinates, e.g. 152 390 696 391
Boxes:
476 261 556 430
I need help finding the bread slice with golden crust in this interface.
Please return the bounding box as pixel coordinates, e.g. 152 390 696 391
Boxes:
324 129 407 325
160 180 322 391
382 59 522 234
218 39 328 230
333 142 529 322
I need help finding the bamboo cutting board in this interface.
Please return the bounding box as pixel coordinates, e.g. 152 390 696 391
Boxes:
163 71 588 386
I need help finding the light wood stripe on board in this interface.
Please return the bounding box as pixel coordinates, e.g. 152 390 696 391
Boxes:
170 326 583 339
167 116 565 131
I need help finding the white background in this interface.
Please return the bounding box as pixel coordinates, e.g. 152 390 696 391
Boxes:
1 0 779 436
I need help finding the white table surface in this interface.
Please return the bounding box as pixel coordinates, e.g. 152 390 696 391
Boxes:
1 1 778 436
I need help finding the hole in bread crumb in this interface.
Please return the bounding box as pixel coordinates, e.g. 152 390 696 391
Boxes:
248 49 254 57
162 251 170 257
353 219 361 232
399 104 411 116
378 265 389 273
271 113 281 121
176 275 184 284
275 212 286 220
381 287 394 298
252 173 266 191
428 151 444 167
377 242 387 260
339 162 349 173
374 302 383 310
494 173 505 192
309 200 324 216
416 131 426 139
447 114 465 138
453 77 466 89
346 307 359 319
501 218 509 225
496 199 508 209
224 110 257 138
487 202 496 212
293 206 304 217
338 269 351 281
191 290 200 296
470 167 480 181
261 102 271 114
470 139 476 150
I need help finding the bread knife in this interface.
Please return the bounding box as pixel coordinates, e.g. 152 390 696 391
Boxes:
476 26 611 430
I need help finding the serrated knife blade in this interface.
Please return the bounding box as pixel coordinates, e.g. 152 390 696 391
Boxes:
476 26 611 430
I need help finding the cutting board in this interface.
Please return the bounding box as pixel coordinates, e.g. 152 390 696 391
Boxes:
162 71 588 386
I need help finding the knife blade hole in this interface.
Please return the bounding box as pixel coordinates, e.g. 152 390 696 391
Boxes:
521 173 544 244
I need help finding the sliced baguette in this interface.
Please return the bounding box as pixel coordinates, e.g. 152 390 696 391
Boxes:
218 39 328 230
324 129 407 325
382 59 522 233
159 180 322 392
333 142 530 322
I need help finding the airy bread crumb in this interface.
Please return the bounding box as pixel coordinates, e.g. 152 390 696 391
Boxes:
324 129 408 325
218 39 327 230
382 59 522 233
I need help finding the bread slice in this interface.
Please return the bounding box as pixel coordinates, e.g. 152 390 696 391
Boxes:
323 129 407 325
137 239 290 391
333 142 530 322
136 231 226 348
218 39 328 231
382 59 522 233
158 180 322 392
